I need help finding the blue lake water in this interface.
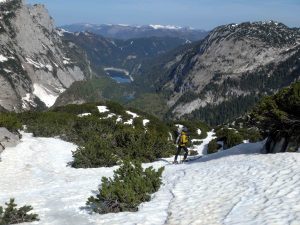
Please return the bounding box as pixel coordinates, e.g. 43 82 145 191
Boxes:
106 70 132 84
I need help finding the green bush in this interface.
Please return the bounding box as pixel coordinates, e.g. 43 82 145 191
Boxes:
0 113 22 132
192 140 203 145
207 139 222 154
250 81 300 140
86 160 164 214
238 127 262 142
215 128 244 149
226 131 243 148
0 199 39 225
52 103 100 116
19 102 174 168
189 149 199 156
21 112 76 138
106 101 126 116
72 139 118 168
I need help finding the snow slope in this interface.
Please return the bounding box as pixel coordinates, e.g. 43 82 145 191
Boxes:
1 133 300 225
33 84 60 107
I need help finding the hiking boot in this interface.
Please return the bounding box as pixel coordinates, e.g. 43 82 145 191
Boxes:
173 160 178 164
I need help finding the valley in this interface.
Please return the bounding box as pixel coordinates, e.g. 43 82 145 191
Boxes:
0 1 299 225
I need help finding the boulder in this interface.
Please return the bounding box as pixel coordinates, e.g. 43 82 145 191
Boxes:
0 127 20 156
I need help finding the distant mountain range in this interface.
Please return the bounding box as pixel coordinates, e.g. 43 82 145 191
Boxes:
60 23 209 41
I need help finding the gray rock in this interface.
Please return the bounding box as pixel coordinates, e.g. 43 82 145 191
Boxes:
0 127 20 157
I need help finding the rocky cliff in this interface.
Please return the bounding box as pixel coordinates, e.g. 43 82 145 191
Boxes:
0 0 91 111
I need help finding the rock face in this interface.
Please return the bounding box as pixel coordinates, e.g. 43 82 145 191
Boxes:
0 0 91 111
0 127 20 156
142 21 300 122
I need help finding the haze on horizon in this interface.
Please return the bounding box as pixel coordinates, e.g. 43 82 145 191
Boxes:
26 0 300 30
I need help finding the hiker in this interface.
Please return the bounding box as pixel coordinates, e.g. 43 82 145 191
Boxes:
174 127 189 163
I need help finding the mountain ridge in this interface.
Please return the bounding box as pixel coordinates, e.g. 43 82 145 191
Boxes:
136 20 300 124
60 23 208 41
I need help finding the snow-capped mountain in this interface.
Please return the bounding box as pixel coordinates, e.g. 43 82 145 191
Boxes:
60 23 208 41
0 0 91 111
134 21 300 124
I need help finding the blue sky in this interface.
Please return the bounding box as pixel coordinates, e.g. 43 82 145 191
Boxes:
26 0 300 30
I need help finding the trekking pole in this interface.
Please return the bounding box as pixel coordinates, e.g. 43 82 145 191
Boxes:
180 151 182 163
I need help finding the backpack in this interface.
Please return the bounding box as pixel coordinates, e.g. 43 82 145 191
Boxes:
180 132 188 146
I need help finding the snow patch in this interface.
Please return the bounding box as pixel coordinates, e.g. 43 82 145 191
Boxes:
126 111 139 118
197 129 202 135
33 84 59 107
3 68 12 73
143 119 150 127
175 124 184 132
149 24 182 30
0 54 8 62
124 119 134 125
25 58 53 72
103 113 116 119
21 93 37 109
116 116 122 123
124 111 139 125
97 106 109 113
78 113 92 117
63 57 71 65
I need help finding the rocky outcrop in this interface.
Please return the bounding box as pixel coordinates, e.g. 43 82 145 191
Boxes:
0 0 91 111
0 127 20 158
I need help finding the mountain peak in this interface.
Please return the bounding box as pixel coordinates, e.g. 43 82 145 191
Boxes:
148 24 183 30
205 21 300 49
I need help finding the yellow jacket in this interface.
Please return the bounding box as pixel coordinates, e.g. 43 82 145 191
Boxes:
177 132 188 146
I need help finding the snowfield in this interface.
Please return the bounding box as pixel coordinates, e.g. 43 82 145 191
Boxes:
1 133 300 225
33 84 61 107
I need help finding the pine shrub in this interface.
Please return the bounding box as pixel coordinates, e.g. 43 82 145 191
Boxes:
215 128 244 149
19 102 174 168
0 113 22 132
87 160 164 214
207 139 221 154
72 139 118 168
0 199 39 225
